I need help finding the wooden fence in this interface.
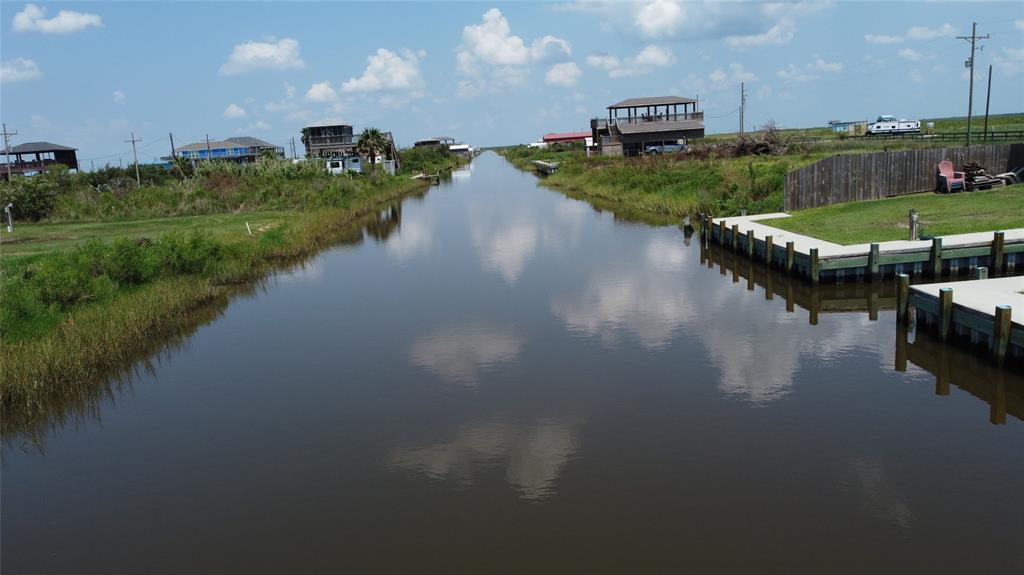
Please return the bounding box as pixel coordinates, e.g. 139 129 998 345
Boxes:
784 143 1024 211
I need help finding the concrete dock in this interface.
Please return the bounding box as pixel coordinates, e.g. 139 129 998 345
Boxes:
704 213 1024 284
901 275 1023 368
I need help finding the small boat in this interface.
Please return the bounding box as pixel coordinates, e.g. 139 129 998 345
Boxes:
411 172 440 180
533 160 559 175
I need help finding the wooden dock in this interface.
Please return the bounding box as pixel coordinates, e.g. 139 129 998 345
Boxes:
702 213 1024 285
897 275 1023 368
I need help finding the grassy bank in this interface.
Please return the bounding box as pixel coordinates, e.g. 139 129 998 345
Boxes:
768 185 1024 244
1 160 428 431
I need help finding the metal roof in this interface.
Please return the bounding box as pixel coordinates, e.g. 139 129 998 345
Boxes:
543 131 591 142
2 141 77 154
617 120 704 134
224 136 277 148
608 96 697 109
305 118 351 128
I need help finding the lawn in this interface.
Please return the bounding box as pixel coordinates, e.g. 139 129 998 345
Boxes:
0 211 289 257
768 184 1024 245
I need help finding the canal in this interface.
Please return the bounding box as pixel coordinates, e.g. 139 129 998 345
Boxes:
3 152 1022 573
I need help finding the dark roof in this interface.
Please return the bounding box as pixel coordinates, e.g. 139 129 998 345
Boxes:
617 120 704 134
225 136 277 148
609 96 697 109
2 141 77 154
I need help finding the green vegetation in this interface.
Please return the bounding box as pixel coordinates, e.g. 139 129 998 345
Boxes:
769 185 1024 245
705 112 1024 142
398 144 468 175
1 158 428 428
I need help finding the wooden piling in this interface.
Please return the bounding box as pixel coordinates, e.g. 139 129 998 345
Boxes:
868 243 879 281
992 305 1011 366
731 224 740 252
785 241 794 274
746 229 754 258
939 287 953 341
991 231 1004 275
896 273 910 324
809 248 820 284
717 220 725 245
765 235 773 267
930 237 943 278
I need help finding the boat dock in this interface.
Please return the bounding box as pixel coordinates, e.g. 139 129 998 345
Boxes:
532 160 559 175
897 275 1023 368
702 213 1024 284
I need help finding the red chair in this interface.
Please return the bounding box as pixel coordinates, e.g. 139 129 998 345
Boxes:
936 160 965 193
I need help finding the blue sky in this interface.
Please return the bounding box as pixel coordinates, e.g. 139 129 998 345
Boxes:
2 1 1022 166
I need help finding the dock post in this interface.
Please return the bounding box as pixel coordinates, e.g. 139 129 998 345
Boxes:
930 237 943 278
809 248 820 284
785 241 794 274
732 224 740 252
868 243 879 281
991 231 1004 275
909 209 919 240
939 288 953 341
717 220 725 245
992 305 1011 366
896 273 910 324
746 229 754 259
977 266 988 280
764 235 773 267
895 321 908 372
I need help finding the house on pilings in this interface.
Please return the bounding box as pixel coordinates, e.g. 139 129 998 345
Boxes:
591 96 705 156
1 141 79 179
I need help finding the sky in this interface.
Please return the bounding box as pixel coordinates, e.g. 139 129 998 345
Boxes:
1 1 1022 167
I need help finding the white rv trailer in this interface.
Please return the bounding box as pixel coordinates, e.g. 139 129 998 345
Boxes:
867 115 921 135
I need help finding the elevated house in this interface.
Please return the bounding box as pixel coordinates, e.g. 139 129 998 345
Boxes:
303 120 357 157
413 137 456 148
591 96 704 156
174 136 284 164
543 131 592 147
1 141 78 178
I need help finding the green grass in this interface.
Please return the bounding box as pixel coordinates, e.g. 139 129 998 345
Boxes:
705 112 1024 141
769 184 1024 245
0 211 288 257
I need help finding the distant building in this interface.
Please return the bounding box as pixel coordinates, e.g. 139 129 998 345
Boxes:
1 141 78 178
413 137 456 148
828 120 867 136
591 96 704 156
174 136 284 164
303 120 356 157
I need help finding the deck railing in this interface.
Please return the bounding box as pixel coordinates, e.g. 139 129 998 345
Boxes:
610 112 704 126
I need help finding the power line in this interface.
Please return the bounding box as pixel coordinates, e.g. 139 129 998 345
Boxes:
1 123 17 180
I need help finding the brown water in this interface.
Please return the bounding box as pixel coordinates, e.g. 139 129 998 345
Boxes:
3 153 1023 573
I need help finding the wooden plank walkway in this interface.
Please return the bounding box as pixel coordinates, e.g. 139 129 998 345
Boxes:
703 213 1024 285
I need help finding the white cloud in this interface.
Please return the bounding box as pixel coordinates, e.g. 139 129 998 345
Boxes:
545 62 582 87
112 90 125 104
0 58 41 83
1016 20 1024 32
725 20 795 50
455 9 571 98
898 48 923 61
634 0 685 39
248 119 271 131
219 38 304 76
223 103 248 119
865 34 903 45
305 81 338 102
906 23 954 41
993 47 1024 77
708 63 758 89
777 64 815 84
13 3 101 34
342 48 424 92
586 45 674 78
909 69 926 84
809 57 843 72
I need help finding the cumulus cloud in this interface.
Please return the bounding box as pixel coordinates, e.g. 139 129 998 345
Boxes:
586 45 674 78
864 34 904 45
305 81 338 102
342 48 424 92
1016 20 1024 31
808 57 843 72
13 3 101 34
709 63 757 88
219 38 304 76
545 62 582 87
455 9 572 98
0 58 41 83
993 47 1023 77
906 23 955 41
898 48 923 61
223 103 248 119
634 0 685 39
724 20 795 50
776 64 814 84
112 90 125 104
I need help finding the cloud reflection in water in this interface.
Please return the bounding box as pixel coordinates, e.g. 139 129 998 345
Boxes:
410 324 524 387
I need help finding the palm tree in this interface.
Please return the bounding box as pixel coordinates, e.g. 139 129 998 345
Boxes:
357 127 387 169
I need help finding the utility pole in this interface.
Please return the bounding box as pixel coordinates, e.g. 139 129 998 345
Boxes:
205 134 212 160
125 132 142 187
169 132 177 159
1 123 17 180
290 136 297 159
957 22 988 148
983 64 993 141
739 82 748 135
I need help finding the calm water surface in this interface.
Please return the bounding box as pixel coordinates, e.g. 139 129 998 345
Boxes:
3 153 1023 573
